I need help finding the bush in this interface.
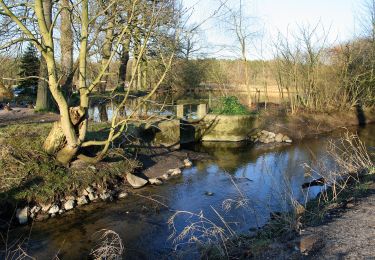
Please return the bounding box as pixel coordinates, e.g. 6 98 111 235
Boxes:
211 96 249 115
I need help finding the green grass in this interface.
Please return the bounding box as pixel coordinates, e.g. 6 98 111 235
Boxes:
211 96 250 115
0 123 138 205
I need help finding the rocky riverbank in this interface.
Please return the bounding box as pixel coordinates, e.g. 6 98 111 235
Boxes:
11 156 195 226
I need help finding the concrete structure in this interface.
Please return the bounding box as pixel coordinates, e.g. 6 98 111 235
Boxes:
201 114 256 142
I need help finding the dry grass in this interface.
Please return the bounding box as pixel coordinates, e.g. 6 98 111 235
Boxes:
90 229 124 260
168 207 237 258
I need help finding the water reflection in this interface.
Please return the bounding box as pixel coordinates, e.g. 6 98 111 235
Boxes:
5 125 375 259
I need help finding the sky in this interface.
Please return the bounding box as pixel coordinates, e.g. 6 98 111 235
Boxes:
182 0 365 59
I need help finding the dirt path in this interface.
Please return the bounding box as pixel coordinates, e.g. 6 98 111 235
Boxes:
308 191 375 259
0 108 59 127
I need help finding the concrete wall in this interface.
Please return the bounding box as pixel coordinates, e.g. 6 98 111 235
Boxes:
201 114 256 142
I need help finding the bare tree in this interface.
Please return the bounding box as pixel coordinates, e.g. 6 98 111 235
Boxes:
0 0 179 165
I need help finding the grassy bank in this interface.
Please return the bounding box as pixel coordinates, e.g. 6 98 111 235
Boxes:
0 123 138 208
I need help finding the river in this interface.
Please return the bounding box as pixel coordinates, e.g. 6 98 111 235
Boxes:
5 124 375 259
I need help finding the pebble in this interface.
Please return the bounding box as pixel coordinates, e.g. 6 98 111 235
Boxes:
117 192 129 199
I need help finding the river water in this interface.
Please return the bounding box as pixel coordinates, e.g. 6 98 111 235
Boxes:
6 125 375 259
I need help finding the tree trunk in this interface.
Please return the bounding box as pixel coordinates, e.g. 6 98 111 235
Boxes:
99 10 114 93
60 0 74 99
35 0 52 111
118 39 130 90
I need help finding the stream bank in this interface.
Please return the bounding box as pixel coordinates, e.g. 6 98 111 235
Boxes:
0 123 373 259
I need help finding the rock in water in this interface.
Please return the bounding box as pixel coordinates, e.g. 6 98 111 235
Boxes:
16 207 29 224
183 159 193 167
168 168 182 177
126 173 148 188
149 178 163 185
64 200 75 211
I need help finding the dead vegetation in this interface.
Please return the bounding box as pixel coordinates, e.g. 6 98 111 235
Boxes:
90 229 124 260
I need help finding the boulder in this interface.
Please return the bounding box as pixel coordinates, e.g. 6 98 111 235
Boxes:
126 173 148 188
16 207 29 225
77 195 89 205
48 205 60 215
149 178 163 185
64 200 75 211
275 133 284 143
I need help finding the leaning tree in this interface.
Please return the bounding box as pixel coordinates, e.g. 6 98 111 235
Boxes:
0 0 180 165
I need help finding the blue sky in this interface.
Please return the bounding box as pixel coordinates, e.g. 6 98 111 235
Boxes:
182 0 364 59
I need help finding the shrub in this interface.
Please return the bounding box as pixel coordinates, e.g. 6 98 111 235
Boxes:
211 96 249 115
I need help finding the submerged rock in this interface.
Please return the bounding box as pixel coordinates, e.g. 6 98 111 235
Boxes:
117 192 129 199
35 213 49 221
126 173 148 188
16 207 29 225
